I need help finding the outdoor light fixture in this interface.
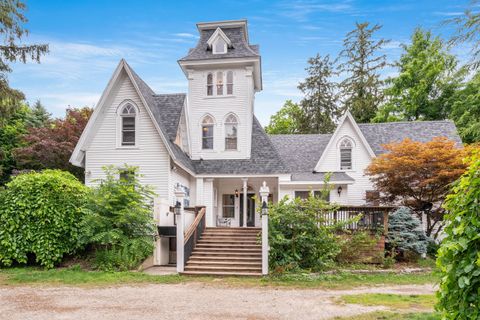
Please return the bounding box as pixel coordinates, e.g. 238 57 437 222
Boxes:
174 201 181 225
337 186 343 196
235 189 239 197
261 199 268 216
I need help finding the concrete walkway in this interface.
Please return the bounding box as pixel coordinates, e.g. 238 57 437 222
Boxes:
0 283 435 320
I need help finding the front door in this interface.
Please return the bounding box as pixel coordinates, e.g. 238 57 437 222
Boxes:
239 194 255 227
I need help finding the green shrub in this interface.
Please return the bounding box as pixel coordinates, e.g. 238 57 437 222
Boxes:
268 190 348 272
0 170 88 268
80 166 155 271
387 207 428 260
436 154 480 319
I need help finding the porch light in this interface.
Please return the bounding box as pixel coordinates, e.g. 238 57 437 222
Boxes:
235 189 239 197
261 199 268 216
174 201 181 226
337 186 343 196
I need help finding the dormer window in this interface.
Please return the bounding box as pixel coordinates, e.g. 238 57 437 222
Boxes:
339 138 353 170
213 37 227 54
120 103 137 146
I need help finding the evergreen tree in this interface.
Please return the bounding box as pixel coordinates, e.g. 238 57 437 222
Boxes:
297 54 339 134
387 207 428 256
27 100 51 128
265 100 305 134
0 0 48 109
338 22 388 123
375 28 463 122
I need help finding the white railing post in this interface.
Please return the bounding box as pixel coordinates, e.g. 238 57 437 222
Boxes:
175 188 186 273
259 181 270 275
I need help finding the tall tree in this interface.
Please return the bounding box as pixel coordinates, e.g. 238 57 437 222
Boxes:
27 100 51 128
265 100 305 134
13 107 93 181
297 54 339 134
365 137 469 238
375 28 463 122
338 22 388 123
450 71 480 143
446 0 480 70
0 0 48 112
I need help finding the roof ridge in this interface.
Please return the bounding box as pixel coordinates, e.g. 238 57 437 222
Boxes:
153 93 187 97
358 119 455 126
253 116 288 173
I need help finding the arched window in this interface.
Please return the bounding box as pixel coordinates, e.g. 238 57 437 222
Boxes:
216 71 224 95
226 71 233 95
202 115 214 150
120 103 136 146
213 37 227 54
206 73 213 96
224 114 238 150
339 138 353 170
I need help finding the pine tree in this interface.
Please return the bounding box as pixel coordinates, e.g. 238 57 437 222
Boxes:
387 207 428 256
27 100 51 127
0 0 48 107
338 22 388 123
297 54 340 134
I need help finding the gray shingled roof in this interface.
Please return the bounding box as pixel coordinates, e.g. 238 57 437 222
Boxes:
179 27 259 61
357 121 462 155
192 117 288 174
270 120 462 181
127 62 285 175
269 134 353 182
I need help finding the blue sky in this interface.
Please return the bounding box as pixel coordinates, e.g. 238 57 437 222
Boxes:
9 0 472 125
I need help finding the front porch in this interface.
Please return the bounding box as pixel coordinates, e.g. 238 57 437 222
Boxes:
196 176 278 228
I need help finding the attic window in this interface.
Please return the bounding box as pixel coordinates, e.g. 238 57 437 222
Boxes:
213 37 227 54
120 104 137 146
339 138 353 170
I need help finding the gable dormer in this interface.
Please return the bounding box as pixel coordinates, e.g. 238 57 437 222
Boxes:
207 27 232 54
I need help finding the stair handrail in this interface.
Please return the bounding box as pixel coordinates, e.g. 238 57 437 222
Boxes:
184 206 206 245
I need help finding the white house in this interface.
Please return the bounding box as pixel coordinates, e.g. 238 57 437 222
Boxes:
70 19 461 275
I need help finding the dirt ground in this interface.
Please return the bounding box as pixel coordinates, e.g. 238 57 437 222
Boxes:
0 283 435 320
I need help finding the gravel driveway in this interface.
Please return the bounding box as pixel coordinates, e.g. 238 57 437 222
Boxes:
0 283 435 320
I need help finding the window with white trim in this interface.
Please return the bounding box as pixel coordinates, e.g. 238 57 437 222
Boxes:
213 37 227 54
206 71 233 97
340 138 353 170
226 71 233 95
222 194 235 218
201 115 214 150
224 114 238 150
207 73 213 96
120 104 136 146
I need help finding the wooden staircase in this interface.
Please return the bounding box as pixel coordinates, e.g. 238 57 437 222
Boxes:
182 227 262 276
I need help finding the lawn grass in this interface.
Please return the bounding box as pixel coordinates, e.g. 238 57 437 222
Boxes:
334 311 440 320
0 267 438 289
339 293 436 309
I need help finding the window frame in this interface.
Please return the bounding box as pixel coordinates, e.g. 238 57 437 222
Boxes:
205 71 234 97
222 194 235 218
117 101 139 148
224 114 238 151
206 73 213 96
201 115 215 150
212 37 227 54
339 137 354 171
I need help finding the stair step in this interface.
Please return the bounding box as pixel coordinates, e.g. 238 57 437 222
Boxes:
186 261 262 267
188 255 262 261
192 249 261 254
184 265 262 272
196 243 261 248
198 240 258 244
181 271 262 277
206 227 261 230
191 252 261 258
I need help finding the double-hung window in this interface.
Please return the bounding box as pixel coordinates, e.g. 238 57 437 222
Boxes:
121 104 136 146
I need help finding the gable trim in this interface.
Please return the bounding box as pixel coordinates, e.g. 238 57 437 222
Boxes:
206 27 232 48
313 111 376 172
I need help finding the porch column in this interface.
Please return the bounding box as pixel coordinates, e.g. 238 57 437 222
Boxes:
242 178 248 227
204 178 215 227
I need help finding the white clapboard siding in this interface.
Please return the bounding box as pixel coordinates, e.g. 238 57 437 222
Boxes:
187 68 254 160
315 117 374 205
85 72 170 200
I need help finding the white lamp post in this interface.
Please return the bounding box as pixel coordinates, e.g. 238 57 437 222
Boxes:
259 181 270 275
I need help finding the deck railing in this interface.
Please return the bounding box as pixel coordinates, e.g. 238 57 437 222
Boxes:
183 206 206 265
327 206 395 233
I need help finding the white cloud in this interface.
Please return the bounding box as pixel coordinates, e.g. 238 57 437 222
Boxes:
174 33 199 39
277 0 355 22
